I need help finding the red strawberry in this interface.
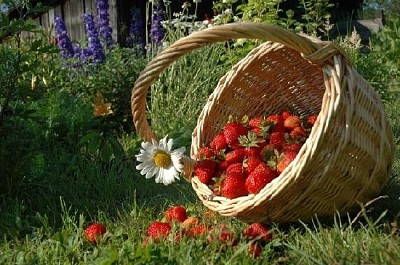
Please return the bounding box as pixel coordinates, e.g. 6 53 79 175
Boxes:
248 242 263 258
225 148 247 165
246 156 262 173
223 122 248 147
277 151 298 174
209 225 238 246
260 143 278 161
197 147 216 159
217 160 229 172
246 146 262 157
164 205 187 223
290 126 307 140
85 223 107 244
282 142 302 153
242 223 272 242
194 159 217 184
248 116 262 128
226 163 245 176
266 114 283 126
188 223 210 237
221 173 248 199
181 217 199 229
281 109 293 120
307 114 318 126
284 115 301 130
245 162 277 194
248 116 268 135
269 132 285 150
210 133 228 151
147 221 171 241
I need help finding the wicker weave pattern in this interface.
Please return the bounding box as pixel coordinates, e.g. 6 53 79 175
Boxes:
131 23 394 224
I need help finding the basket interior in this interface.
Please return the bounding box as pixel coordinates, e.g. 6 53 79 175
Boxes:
192 41 325 156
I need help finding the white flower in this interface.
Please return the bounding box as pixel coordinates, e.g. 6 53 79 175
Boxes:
135 136 186 185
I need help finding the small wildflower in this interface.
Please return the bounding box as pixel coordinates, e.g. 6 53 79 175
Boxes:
136 136 186 185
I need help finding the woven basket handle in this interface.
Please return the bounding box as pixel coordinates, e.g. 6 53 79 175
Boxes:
131 23 345 141
131 22 346 178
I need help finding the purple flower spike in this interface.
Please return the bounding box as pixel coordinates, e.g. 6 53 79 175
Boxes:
96 0 113 48
150 3 164 49
127 7 145 51
54 16 75 59
83 13 105 63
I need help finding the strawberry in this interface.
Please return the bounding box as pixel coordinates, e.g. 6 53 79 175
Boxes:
246 156 262 173
226 163 245 176
217 160 229 172
266 114 284 126
244 146 261 157
290 126 307 140
223 122 248 147
194 159 217 184
188 223 210 237
197 147 216 160
147 221 171 241
260 143 278 161
225 148 247 165
269 132 285 150
210 133 228 151
248 116 262 134
208 224 238 246
242 223 272 242
284 115 301 130
164 205 187 223
277 151 298 174
248 242 263 258
221 173 248 199
306 114 318 127
281 109 293 120
282 142 302 153
181 217 199 229
249 116 269 135
245 162 277 194
84 223 107 244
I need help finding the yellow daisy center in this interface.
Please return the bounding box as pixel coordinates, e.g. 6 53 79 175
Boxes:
153 150 172 169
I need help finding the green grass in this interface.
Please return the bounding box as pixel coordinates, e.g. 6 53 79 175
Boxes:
0 105 399 264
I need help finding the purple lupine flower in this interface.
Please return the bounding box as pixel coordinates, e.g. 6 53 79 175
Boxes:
127 7 145 51
96 0 113 48
54 16 75 59
150 3 164 49
83 13 105 63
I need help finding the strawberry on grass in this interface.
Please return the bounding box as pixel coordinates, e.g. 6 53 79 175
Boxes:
164 205 187 223
146 221 172 242
84 223 107 244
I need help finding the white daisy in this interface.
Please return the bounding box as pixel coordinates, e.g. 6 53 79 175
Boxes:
135 136 186 186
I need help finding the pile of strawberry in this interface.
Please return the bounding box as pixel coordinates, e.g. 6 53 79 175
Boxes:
194 110 318 199
144 205 272 258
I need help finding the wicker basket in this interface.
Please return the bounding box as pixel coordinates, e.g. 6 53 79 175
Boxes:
131 23 395 224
